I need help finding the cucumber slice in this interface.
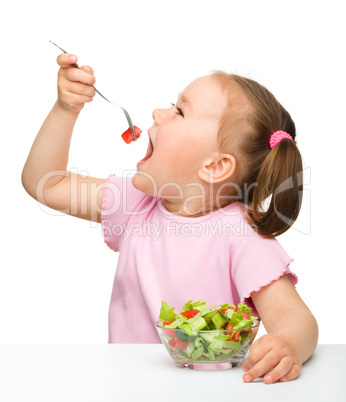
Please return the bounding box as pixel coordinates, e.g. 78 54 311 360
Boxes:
211 311 228 329
175 330 197 343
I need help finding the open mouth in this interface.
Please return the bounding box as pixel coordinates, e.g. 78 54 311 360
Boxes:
137 137 154 165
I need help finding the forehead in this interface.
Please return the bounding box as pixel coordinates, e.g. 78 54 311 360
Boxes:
180 76 227 118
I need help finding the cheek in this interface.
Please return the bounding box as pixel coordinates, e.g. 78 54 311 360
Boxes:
153 132 181 167
155 139 196 176
155 124 197 158
153 121 218 178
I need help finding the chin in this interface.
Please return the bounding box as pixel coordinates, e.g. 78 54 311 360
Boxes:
131 173 157 197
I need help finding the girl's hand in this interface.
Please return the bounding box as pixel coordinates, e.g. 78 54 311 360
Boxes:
56 53 96 114
242 333 302 384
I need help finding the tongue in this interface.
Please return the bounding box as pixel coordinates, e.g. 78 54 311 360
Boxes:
140 140 154 162
140 148 153 162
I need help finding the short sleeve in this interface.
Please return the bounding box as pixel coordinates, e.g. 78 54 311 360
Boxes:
100 174 148 252
231 232 298 317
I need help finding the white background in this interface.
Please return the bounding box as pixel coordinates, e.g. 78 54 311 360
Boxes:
1 0 345 344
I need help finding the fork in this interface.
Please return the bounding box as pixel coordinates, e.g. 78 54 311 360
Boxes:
49 40 137 141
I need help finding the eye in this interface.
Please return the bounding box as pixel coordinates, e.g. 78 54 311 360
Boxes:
170 103 184 117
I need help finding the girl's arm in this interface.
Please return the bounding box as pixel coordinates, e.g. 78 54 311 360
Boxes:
242 274 318 384
22 53 105 223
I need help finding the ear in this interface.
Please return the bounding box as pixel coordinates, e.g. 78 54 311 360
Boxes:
198 153 236 184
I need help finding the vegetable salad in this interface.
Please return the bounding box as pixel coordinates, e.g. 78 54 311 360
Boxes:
157 300 259 361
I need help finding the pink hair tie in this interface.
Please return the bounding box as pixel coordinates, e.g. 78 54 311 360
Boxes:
270 130 293 149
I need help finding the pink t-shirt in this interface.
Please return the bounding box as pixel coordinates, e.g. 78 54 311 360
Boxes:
101 175 297 343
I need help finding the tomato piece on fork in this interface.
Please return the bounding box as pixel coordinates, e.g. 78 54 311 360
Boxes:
121 126 142 144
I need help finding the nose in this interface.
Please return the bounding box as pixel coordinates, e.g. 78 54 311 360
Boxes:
152 108 167 125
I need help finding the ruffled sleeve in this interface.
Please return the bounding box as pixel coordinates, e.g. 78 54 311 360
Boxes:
231 232 298 317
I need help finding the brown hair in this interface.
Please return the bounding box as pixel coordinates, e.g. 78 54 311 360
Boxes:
212 71 303 238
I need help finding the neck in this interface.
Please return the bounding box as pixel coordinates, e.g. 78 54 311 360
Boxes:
162 179 235 218
163 198 221 218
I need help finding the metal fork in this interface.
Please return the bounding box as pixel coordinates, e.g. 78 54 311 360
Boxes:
49 40 137 141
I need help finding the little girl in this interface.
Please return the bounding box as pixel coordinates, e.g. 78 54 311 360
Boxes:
22 53 318 384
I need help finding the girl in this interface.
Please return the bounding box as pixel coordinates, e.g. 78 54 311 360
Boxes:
22 53 318 384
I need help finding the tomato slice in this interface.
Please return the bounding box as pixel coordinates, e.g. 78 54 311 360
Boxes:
168 337 177 348
169 336 189 350
181 309 200 319
242 311 249 320
121 126 142 144
232 330 241 341
162 321 175 337
174 337 190 350
225 323 242 341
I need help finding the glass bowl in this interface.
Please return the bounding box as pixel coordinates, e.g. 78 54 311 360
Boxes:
155 320 260 370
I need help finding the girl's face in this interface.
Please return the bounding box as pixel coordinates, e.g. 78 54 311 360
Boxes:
132 75 227 200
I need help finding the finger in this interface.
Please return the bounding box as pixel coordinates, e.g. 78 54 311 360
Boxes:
278 363 301 383
57 53 78 68
65 81 96 98
80 65 94 76
65 93 94 105
243 350 281 382
242 338 272 370
262 356 295 384
63 67 96 86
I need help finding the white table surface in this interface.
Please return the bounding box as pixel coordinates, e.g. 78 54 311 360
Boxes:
0 344 345 402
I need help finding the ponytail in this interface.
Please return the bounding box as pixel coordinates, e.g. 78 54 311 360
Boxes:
211 71 304 238
245 138 303 238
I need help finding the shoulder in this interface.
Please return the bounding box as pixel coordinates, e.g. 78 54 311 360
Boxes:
214 202 292 257
211 202 256 239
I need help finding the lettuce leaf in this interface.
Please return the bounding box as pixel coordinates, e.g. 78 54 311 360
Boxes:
181 300 193 312
214 334 231 341
203 348 215 360
191 301 207 309
224 308 235 321
211 303 236 310
185 341 196 357
208 340 226 352
191 337 204 360
228 311 244 326
179 322 193 335
233 319 255 331
193 304 212 316
238 303 252 319
159 301 177 322
163 317 184 328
